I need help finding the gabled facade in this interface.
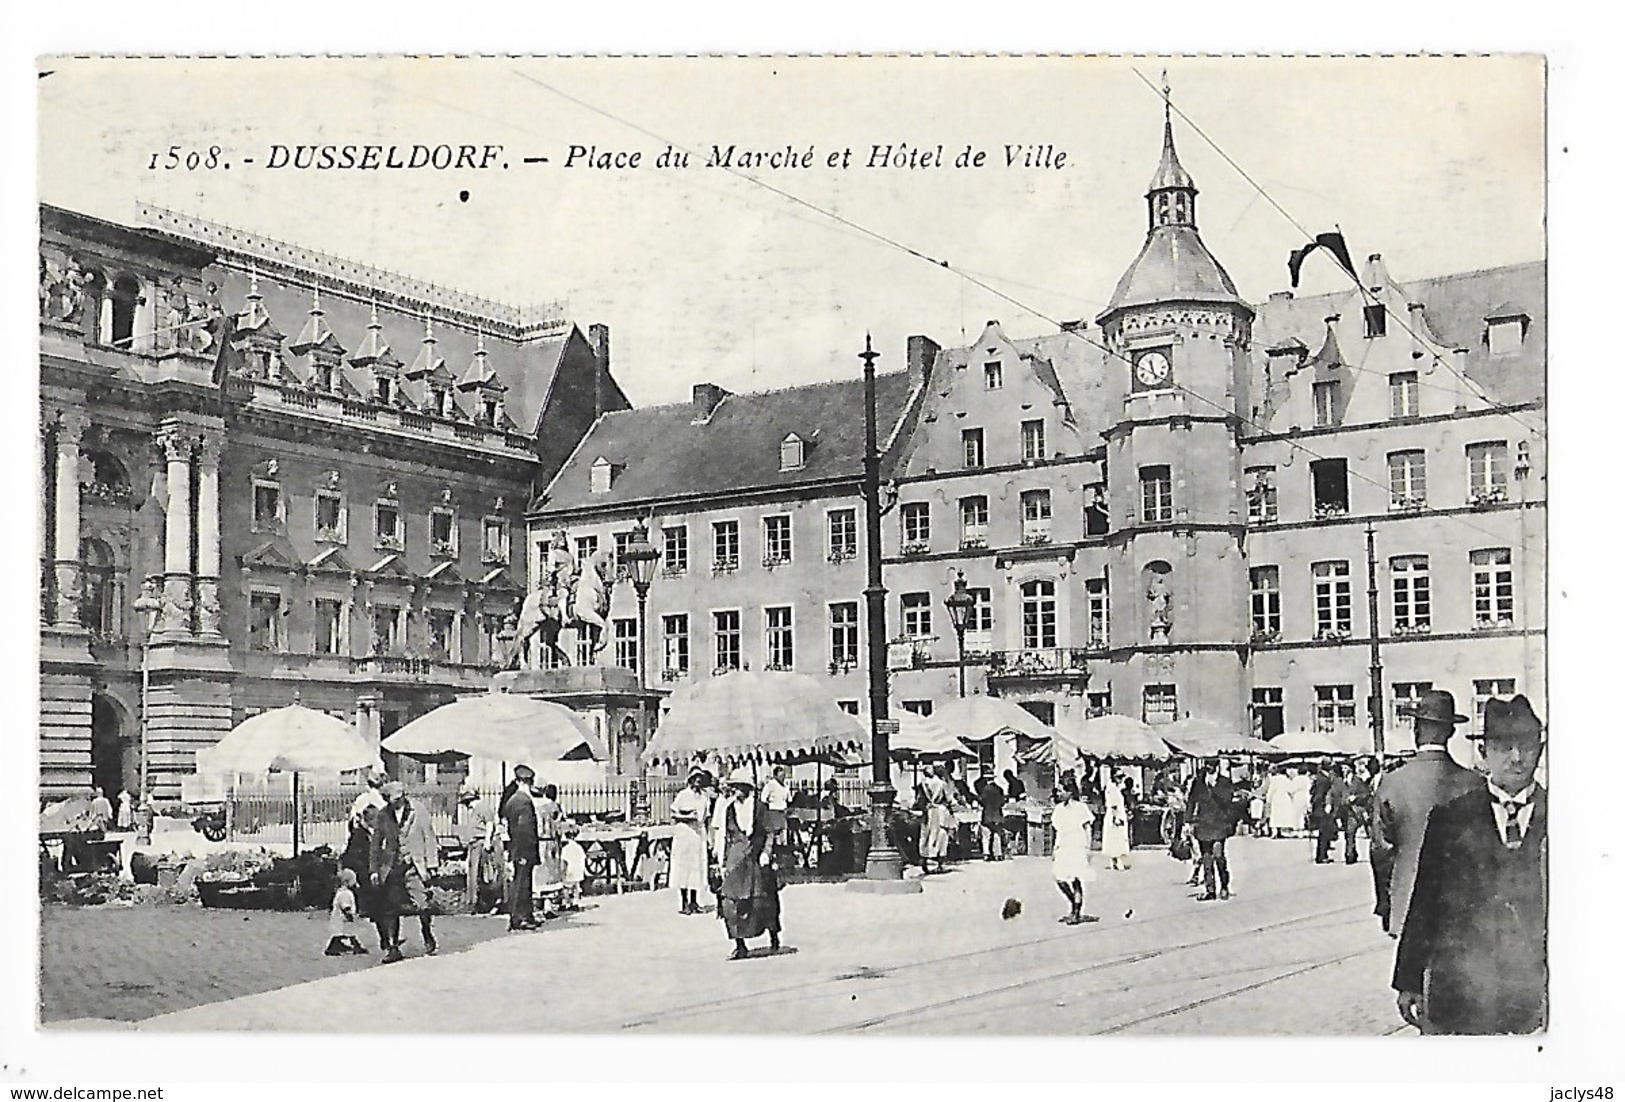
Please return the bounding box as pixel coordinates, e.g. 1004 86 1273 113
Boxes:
39 203 628 800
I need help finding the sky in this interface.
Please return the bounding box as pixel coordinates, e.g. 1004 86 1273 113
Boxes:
37 55 1544 408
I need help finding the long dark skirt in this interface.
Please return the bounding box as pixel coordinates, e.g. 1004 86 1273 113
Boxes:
719 837 780 940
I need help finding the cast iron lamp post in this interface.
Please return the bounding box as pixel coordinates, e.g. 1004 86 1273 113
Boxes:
619 519 660 773
943 570 974 698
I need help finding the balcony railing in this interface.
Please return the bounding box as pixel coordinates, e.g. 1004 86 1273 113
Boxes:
986 648 1089 680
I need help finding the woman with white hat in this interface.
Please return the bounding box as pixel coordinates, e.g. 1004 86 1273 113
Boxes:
711 765 783 960
669 765 714 915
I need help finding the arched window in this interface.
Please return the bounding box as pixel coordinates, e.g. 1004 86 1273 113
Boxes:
79 537 117 637
110 274 142 349
1020 579 1057 651
81 450 131 506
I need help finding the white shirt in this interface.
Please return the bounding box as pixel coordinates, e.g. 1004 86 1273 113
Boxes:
761 778 790 812
1486 781 1539 848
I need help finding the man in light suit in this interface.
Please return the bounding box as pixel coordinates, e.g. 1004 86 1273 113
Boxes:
369 781 442 964
1393 695 1546 1035
1370 689 1480 936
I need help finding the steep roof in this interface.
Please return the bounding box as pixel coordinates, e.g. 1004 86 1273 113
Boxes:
538 371 919 513
1099 226 1245 320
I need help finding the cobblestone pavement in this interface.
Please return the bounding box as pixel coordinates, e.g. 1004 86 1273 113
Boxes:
104 836 1409 1036
39 904 516 1024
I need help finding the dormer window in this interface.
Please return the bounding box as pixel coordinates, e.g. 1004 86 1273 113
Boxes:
377 377 393 405
1488 317 1527 355
483 398 500 425
590 457 613 495
780 433 805 472
315 362 334 392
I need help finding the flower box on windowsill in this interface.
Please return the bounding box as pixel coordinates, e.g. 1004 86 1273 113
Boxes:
764 662 794 673
660 564 687 579
1314 628 1351 642
375 536 404 553
1248 512 1278 527
711 559 739 576
762 554 791 570
1314 504 1349 520
1021 531 1052 547
1474 617 1515 632
827 660 859 676
901 542 931 557
661 667 688 682
1251 629 1281 645
1471 489 1510 509
1391 497 1427 514
430 539 458 560
1393 622 1433 637
482 549 508 565
960 536 988 550
315 526 345 544
827 549 857 565
80 481 132 507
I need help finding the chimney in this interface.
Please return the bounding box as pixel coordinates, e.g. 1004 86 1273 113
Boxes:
692 382 730 422
1268 291 1294 303
589 323 610 417
906 334 941 392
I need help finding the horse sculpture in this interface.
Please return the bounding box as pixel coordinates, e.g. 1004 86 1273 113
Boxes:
508 545 615 669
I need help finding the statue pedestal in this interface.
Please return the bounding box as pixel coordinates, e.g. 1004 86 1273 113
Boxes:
493 667 665 776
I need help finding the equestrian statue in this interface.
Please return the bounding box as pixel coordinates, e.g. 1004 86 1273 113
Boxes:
507 531 616 669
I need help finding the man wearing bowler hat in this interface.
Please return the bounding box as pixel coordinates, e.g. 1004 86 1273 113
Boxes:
501 765 541 931
1370 689 1480 936
1393 695 1547 1035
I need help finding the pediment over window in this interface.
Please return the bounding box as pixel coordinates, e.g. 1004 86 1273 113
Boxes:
479 566 523 594
366 553 416 581
306 547 358 576
240 540 301 572
424 559 467 586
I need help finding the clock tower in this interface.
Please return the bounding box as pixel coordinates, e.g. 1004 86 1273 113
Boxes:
1093 83 1255 733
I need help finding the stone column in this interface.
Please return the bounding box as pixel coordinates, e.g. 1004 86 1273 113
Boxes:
156 425 195 636
195 431 224 636
51 409 90 627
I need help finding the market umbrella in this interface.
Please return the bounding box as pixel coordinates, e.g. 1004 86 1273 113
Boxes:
1158 715 1279 758
1267 729 1347 757
195 705 379 855
643 669 866 770
855 707 974 760
1053 713 1173 766
382 692 605 765
932 695 1059 744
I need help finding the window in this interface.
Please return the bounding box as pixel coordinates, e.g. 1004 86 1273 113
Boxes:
1391 681 1435 731
249 591 283 651
479 612 507 666
313 598 345 656
712 521 739 572
1314 685 1357 733
1083 484 1110 536
829 602 860 668
375 502 401 550
315 361 335 393
1246 466 1278 524
1020 579 1057 651
426 609 457 662
1310 458 1349 516
901 592 932 639
1363 303 1387 339
1140 465 1173 523
1467 441 1509 503
1250 566 1282 640
613 531 633 578
838 700 860 716
590 458 613 495
966 587 994 647
662 614 690 679
1313 381 1340 427
1471 548 1515 628
1020 489 1051 543
765 606 794 670
1488 318 1525 355
713 610 741 672
315 493 346 542
960 496 989 546
1086 577 1110 649
1143 684 1177 726
1021 419 1046 462
901 502 931 550
1252 687 1285 740
482 517 508 563
575 534 598 566
1389 372 1420 419
984 361 1003 390
483 398 500 426
614 617 638 672
1391 556 1432 633
763 515 792 565
376 376 393 405
371 605 403 656
1387 450 1427 510
827 509 857 561
78 539 115 637
902 700 936 718
653 525 685 576
252 480 284 532
1312 560 1352 637
1472 678 1518 736
780 434 805 472
962 428 985 469
430 509 458 558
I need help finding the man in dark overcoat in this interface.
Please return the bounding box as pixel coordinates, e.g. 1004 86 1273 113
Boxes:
1185 760 1238 901
1371 690 1479 935
1393 695 1546 1035
501 764 541 931
369 781 441 964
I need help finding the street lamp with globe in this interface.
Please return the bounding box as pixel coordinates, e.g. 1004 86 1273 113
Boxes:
618 518 660 771
943 570 975 698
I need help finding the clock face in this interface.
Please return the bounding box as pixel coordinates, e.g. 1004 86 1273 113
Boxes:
1134 350 1172 388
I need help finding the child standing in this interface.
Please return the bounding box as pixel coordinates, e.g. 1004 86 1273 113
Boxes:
559 824 586 911
325 868 369 956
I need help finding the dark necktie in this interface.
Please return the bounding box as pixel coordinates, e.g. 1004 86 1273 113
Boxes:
1497 795 1530 848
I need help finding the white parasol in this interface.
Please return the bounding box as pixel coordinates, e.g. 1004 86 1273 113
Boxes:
643 669 866 769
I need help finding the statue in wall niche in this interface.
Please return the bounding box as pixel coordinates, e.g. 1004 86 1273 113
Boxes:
1147 571 1173 638
158 576 194 635
39 254 89 323
196 580 222 636
158 278 188 352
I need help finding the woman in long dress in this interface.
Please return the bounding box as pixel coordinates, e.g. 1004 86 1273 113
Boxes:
1265 766 1297 838
917 763 954 875
712 767 781 960
1051 772 1099 924
534 783 564 915
1100 770 1131 870
1286 766 1313 837
669 767 713 915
